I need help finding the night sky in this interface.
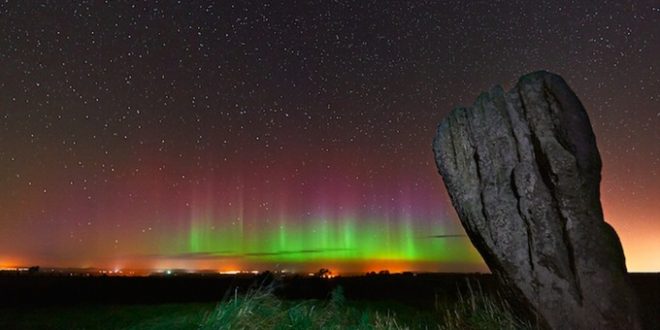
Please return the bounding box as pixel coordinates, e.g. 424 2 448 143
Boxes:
1 1 658 273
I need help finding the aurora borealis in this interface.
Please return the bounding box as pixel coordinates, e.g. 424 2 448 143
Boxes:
1 1 658 273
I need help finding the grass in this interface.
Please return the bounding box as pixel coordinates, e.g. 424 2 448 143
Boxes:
0 280 532 329
199 280 532 330
438 281 532 330
200 285 406 329
0 303 214 329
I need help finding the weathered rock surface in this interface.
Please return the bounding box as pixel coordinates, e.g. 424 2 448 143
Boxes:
433 71 641 329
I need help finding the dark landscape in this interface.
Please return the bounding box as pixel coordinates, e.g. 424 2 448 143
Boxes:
1 272 659 329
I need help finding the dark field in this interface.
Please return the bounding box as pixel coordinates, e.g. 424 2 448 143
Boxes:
0 273 657 329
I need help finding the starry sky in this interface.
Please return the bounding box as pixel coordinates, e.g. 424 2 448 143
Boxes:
0 1 658 273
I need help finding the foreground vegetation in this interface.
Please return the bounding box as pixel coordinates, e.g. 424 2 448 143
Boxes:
0 281 531 329
200 281 530 330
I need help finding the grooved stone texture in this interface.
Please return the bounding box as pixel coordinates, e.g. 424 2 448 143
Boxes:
433 71 640 330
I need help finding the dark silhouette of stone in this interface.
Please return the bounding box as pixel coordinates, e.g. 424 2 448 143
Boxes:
433 71 641 329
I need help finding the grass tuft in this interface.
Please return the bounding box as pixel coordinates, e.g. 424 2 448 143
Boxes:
200 284 405 330
439 280 532 330
200 280 532 330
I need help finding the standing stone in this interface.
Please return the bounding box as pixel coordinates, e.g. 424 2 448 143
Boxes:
433 71 640 329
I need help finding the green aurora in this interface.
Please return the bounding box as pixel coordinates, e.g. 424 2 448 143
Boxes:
164 216 483 273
